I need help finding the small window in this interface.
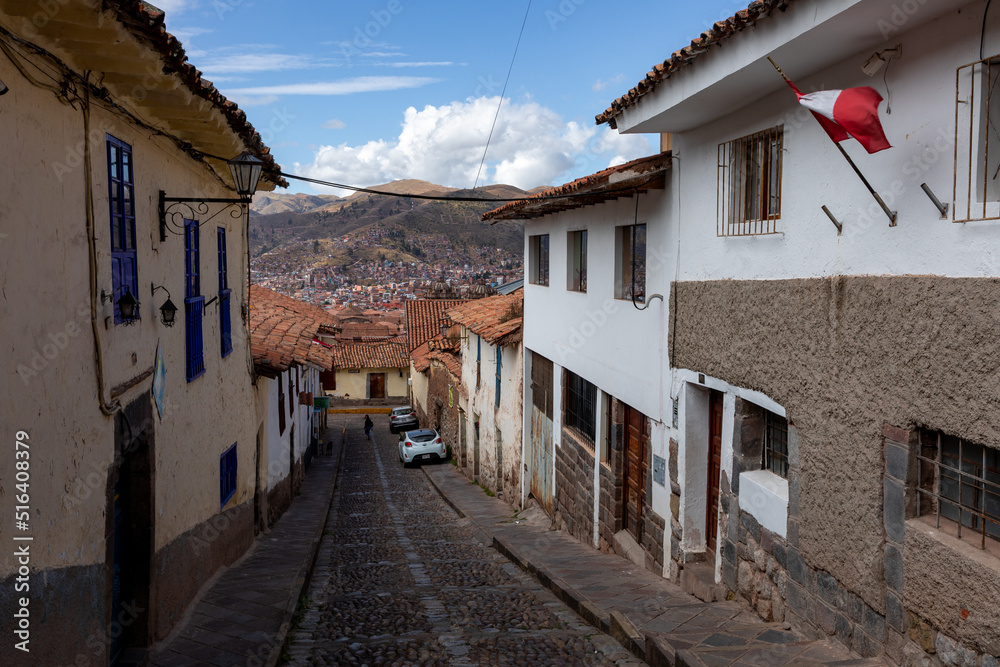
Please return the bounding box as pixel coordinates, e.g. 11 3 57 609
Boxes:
528 234 549 286
917 429 1000 550
568 230 587 292
718 126 783 236
220 443 237 508
955 55 1000 221
495 347 501 408
616 224 646 302
763 411 789 478
563 369 597 446
184 220 205 382
218 227 232 358
107 135 138 324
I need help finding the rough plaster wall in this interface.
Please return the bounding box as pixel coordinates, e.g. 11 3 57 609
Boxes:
904 523 1000 656
0 51 257 570
670 277 1000 612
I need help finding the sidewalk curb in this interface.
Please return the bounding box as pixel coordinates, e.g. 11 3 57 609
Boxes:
264 427 346 667
421 465 645 662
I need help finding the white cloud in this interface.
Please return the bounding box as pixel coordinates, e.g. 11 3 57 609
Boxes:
592 74 625 93
296 97 599 192
386 61 457 68
228 94 279 107
227 76 440 96
322 119 346 129
200 53 331 75
593 127 655 167
153 0 189 15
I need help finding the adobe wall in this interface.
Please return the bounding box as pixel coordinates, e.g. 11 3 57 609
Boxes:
671 276 1000 663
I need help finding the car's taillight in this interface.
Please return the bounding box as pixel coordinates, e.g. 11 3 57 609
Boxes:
435 438 442 444
404 442 412 447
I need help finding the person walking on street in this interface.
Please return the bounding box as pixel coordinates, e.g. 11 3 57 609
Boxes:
364 415 373 440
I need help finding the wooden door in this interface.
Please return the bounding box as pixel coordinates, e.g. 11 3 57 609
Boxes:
369 372 386 398
624 404 647 543
707 390 724 553
530 354 554 514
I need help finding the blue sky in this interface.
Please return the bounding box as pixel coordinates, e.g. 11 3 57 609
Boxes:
161 0 746 194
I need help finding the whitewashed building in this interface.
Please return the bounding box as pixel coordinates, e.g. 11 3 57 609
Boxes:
446 291 525 507
486 0 1000 663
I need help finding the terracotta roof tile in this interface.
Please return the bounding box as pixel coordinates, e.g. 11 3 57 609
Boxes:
482 153 670 222
595 0 793 128
249 286 337 375
405 299 464 352
105 1 287 186
332 341 408 370
445 292 523 346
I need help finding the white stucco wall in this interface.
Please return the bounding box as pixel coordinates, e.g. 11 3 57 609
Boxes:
0 41 259 575
460 331 523 502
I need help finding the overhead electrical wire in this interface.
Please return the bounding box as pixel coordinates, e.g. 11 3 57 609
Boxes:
472 0 533 191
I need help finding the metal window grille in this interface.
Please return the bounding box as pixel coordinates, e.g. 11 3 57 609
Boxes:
618 224 646 302
107 135 138 323
763 411 789 478
954 54 1000 222
718 126 783 236
569 230 587 292
916 429 1000 549
564 369 597 445
530 234 549 286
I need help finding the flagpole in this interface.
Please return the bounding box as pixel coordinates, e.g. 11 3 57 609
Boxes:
767 57 897 227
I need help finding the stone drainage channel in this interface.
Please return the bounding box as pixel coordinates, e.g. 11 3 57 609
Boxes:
283 416 642 666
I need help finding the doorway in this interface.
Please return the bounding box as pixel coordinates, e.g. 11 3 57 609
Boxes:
109 398 153 665
706 389 724 555
495 427 503 493
623 403 647 544
529 353 554 514
473 414 481 478
369 372 386 399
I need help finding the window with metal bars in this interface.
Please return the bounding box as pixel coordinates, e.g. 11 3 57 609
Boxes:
563 369 597 445
107 135 138 323
717 126 783 236
529 234 549 286
917 429 1000 550
568 229 587 292
954 54 1000 222
616 224 645 302
763 411 789 478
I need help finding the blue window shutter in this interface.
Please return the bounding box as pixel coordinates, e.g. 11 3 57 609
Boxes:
185 220 205 381
218 227 232 357
107 135 137 323
495 347 501 409
220 443 237 507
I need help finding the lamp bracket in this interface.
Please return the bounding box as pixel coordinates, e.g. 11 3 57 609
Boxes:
159 191 247 241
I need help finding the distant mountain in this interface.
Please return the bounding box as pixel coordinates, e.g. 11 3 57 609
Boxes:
251 192 342 216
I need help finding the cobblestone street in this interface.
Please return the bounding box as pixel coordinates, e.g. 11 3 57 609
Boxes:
283 415 642 666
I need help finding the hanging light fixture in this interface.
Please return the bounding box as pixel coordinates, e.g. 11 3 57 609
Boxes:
159 151 266 241
102 286 140 324
151 284 178 327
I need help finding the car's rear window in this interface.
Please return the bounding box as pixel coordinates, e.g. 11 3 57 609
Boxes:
392 408 412 415
409 431 436 443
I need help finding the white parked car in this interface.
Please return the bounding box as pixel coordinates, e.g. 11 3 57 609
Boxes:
389 406 419 433
398 428 447 467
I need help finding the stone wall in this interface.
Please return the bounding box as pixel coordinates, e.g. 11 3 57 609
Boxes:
556 429 596 546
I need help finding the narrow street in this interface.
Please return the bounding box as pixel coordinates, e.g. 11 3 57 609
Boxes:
283 415 642 666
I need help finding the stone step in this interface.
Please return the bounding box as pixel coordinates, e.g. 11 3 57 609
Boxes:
680 562 728 603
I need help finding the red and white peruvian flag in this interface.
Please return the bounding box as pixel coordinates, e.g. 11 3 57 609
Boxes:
788 82 891 154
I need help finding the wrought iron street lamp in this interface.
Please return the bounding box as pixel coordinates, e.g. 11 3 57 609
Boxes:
151 284 178 327
158 152 264 241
